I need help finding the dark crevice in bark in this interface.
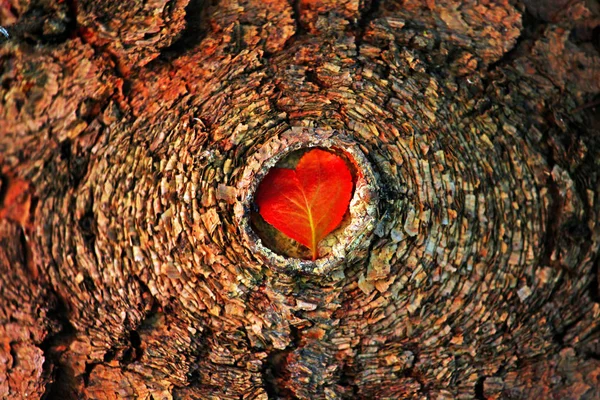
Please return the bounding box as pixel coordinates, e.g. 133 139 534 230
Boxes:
81 38 131 84
110 328 144 366
289 0 306 43
553 317 583 348
16 225 35 278
357 0 380 29
304 68 330 89
75 182 97 262
9 342 17 369
474 376 485 400
540 137 560 270
262 325 301 399
40 294 78 400
77 288 159 391
336 362 359 398
405 363 430 397
486 8 544 74
59 139 89 189
42 276 158 397
64 0 79 38
0 172 8 212
570 104 600 272
355 0 381 48
0 0 77 45
572 97 600 114
129 330 143 362
542 100 598 313
159 0 212 59
537 125 580 346
93 325 144 370
81 362 99 387
185 325 213 384
593 26 600 53
590 257 600 303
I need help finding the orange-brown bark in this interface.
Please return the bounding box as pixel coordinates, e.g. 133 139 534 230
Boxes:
1 0 599 399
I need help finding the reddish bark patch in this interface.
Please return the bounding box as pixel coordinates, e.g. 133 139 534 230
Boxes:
0 169 33 228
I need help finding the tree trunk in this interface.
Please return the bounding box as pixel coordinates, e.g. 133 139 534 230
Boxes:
1 0 600 399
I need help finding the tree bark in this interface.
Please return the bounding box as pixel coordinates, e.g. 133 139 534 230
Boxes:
1 0 600 399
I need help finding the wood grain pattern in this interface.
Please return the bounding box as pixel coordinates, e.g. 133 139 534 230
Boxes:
1 0 599 398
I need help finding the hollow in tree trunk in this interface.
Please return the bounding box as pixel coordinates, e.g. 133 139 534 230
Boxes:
1 0 600 399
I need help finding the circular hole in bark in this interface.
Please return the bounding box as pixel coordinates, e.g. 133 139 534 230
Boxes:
236 129 379 275
250 147 358 260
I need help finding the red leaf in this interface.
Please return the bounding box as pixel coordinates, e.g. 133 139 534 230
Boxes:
255 149 353 260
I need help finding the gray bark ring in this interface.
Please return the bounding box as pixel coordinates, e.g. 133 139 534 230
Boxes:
236 128 379 276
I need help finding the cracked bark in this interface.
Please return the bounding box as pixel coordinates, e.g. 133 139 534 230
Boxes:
1 0 600 399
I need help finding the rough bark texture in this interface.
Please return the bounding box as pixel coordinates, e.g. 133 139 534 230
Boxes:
1 0 600 399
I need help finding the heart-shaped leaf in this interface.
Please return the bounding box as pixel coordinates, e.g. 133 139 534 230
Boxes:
255 148 353 260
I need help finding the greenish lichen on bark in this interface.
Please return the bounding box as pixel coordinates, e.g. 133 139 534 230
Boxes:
1 0 600 399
